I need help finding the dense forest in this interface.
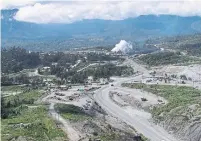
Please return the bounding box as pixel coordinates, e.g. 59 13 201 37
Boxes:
1 47 133 84
86 53 120 62
1 47 41 73
51 64 134 84
178 42 201 56
1 47 125 74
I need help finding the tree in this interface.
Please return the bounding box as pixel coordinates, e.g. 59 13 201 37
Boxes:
180 75 187 80
1 47 41 73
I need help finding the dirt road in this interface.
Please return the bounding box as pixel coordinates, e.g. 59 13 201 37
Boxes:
94 58 178 141
49 103 81 141
94 76 178 141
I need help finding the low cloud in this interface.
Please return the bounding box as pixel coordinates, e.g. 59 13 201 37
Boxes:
11 1 201 24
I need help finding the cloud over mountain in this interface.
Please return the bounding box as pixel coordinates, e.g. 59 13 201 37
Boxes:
2 1 201 24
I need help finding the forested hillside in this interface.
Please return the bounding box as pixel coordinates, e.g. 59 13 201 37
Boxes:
138 51 200 66
146 34 201 56
1 47 41 73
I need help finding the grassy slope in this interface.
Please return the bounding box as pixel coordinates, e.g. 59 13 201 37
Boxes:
55 104 92 122
1 89 67 141
1 85 24 91
1 106 66 141
122 83 201 120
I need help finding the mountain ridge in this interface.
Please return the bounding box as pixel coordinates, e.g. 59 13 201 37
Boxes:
1 9 201 51
2 9 201 39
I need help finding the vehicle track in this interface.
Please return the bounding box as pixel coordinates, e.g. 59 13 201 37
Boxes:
94 75 179 141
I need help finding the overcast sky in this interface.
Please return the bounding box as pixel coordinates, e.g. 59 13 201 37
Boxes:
1 0 201 24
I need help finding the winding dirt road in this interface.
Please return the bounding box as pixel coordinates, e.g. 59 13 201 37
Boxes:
94 75 178 141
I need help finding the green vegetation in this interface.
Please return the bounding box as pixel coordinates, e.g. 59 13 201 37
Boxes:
122 83 147 89
4 90 42 104
1 85 24 92
1 47 41 73
55 104 146 141
139 52 197 66
169 34 201 56
61 113 91 122
146 34 201 57
1 90 43 118
122 83 201 120
1 88 67 141
99 133 120 141
52 63 134 84
180 42 201 57
1 106 66 141
86 52 120 62
1 47 130 85
42 52 84 67
86 64 134 79
98 132 146 141
55 104 91 122
1 47 85 74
